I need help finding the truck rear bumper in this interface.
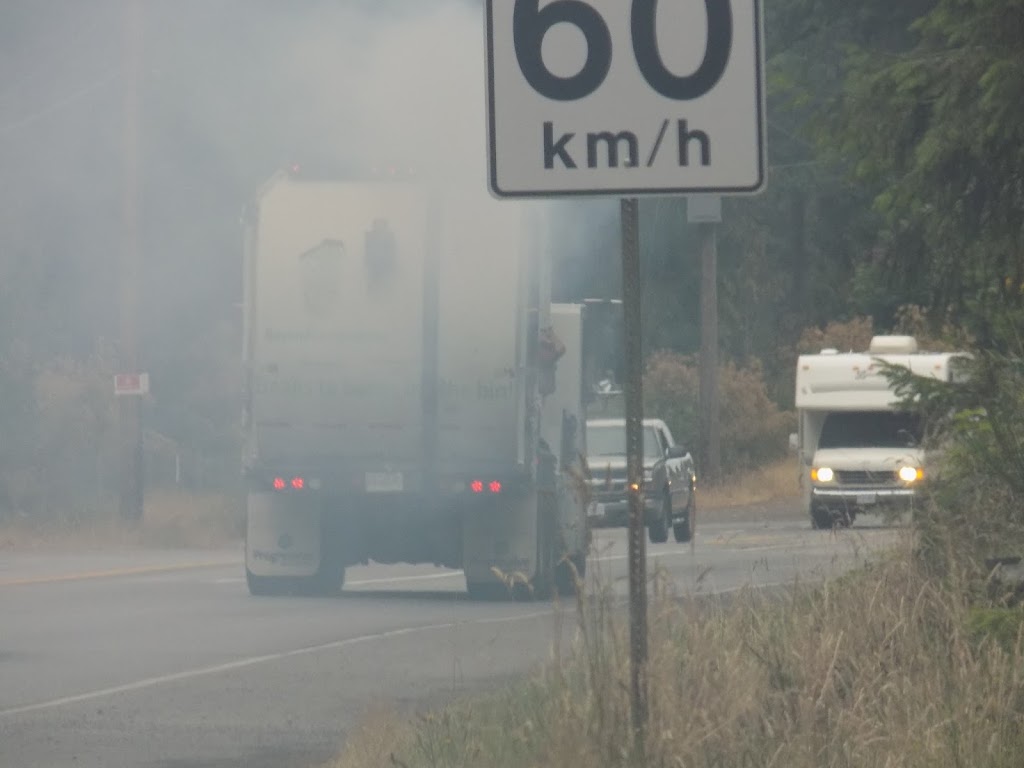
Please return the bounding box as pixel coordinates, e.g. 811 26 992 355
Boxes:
245 464 531 498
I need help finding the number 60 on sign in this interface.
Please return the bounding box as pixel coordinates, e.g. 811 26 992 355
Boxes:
485 0 766 199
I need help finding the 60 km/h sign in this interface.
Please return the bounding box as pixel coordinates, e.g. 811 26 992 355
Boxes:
485 0 766 198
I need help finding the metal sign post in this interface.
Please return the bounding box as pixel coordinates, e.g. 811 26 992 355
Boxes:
620 198 647 741
119 0 144 523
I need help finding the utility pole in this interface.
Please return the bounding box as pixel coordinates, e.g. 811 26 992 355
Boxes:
119 0 144 522
693 196 722 486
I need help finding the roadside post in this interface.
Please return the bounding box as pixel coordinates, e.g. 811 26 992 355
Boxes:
485 0 767 744
119 0 144 523
114 372 149 521
689 194 723 488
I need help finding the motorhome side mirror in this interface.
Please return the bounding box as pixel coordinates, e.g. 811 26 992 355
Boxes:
788 433 799 452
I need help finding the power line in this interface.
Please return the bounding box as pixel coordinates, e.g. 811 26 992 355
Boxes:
0 70 120 137
0 13 112 109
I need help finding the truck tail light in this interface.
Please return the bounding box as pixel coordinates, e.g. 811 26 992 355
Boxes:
470 480 503 494
271 476 309 491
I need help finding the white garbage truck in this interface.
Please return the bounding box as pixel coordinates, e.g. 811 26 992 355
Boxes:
795 335 966 528
240 169 588 598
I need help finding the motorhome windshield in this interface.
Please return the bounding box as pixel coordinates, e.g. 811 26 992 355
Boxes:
587 425 662 459
819 411 923 449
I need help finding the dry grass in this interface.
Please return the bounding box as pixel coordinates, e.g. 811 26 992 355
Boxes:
330 706 416 768
700 458 801 510
324 546 1024 768
0 491 243 551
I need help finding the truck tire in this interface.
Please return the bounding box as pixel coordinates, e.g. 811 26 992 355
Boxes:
245 570 289 596
648 493 671 544
245 561 345 597
673 492 695 543
465 579 511 601
810 505 833 530
305 555 346 596
467 553 587 602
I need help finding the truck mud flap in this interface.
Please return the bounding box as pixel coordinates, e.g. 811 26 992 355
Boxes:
462 490 539 596
246 492 321 578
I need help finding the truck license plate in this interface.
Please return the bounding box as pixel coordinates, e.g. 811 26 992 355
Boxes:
365 472 403 493
856 493 877 506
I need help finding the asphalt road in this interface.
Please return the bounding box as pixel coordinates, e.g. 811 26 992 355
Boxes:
0 504 902 768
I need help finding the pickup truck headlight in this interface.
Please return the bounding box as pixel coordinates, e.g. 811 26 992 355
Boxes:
898 466 923 483
811 467 834 483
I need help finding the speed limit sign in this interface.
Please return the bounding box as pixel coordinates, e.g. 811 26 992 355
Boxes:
485 0 766 198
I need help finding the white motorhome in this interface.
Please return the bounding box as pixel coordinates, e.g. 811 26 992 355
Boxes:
240 169 588 598
795 335 965 528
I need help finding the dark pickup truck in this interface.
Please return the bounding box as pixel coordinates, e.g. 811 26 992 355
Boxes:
584 418 697 544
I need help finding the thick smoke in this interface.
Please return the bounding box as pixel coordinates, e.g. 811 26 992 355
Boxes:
285 2 489 182
0 0 623 514
0 0 616 407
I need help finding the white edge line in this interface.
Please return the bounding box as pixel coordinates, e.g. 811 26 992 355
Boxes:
0 609 553 718
212 552 727 587
339 549 700 586
222 545 809 587
347 571 462 587
5 529 838 717
233 549 703 588
0 573 797 718
208 573 467 587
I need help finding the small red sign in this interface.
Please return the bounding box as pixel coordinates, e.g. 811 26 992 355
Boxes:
114 373 149 396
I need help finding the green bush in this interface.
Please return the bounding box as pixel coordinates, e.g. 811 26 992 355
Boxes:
797 314 875 354
882 347 1024 572
967 607 1024 652
0 343 120 523
350 554 1024 768
644 350 794 474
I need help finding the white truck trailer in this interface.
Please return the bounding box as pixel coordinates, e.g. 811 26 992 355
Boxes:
241 169 588 598
795 335 965 528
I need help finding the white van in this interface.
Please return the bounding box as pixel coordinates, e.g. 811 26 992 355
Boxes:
794 335 966 528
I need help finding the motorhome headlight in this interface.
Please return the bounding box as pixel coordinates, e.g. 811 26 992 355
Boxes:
898 465 923 483
812 467 834 483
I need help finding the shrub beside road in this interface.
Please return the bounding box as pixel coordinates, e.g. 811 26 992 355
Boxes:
0 491 242 552
327 540 1024 768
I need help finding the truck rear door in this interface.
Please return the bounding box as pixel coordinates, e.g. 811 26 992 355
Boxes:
434 188 529 478
248 177 428 485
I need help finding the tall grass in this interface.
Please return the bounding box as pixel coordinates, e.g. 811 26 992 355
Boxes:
699 458 800 510
328 547 1024 768
0 491 243 551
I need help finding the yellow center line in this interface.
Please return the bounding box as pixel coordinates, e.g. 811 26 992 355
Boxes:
0 560 240 588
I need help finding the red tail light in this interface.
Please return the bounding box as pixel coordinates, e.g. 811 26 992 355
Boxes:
489 481 502 494
272 477 286 491
291 477 305 490
470 480 484 494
